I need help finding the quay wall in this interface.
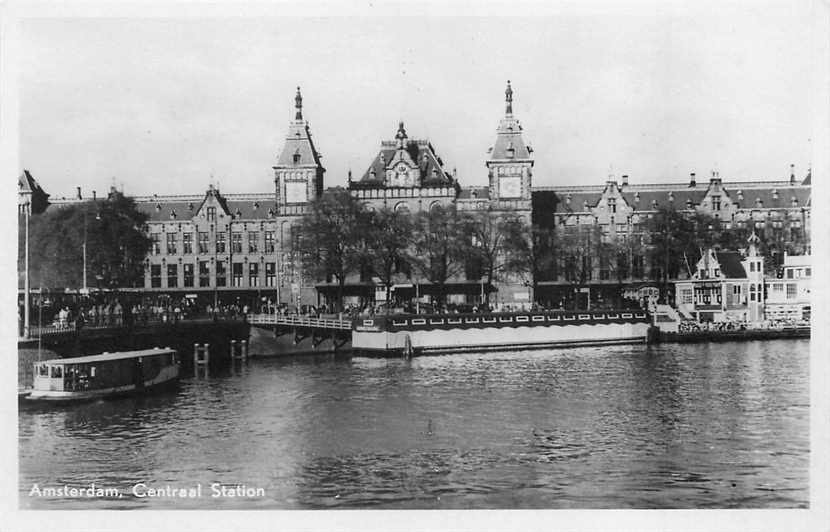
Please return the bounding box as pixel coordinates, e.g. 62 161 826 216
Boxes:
248 325 351 357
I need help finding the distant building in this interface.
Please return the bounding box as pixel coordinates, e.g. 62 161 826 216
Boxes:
764 253 811 322
20 82 812 310
674 235 765 323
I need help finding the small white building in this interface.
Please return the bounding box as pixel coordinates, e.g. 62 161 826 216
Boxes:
675 235 765 323
764 253 811 322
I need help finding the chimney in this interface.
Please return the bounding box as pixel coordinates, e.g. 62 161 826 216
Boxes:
689 172 696 188
790 163 795 184
76 186 82 200
621 175 629 187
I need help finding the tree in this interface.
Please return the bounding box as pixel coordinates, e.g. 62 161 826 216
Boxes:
294 188 368 311
408 204 468 308
23 191 151 290
556 222 603 309
463 210 523 306
363 207 413 308
503 218 556 306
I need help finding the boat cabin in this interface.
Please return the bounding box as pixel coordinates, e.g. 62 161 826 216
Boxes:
33 348 178 393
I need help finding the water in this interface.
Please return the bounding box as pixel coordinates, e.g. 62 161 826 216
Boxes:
18 339 809 509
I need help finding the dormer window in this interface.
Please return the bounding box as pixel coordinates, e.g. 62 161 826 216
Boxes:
686 198 693 209
755 198 763 207
566 193 572 205
370 167 377 179
772 189 779 200
188 202 194 211
608 197 617 213
206 206 216 221
583 200 589 210
293 152 301 164
712 195 721 211
235 208 242 218
651 199 658 208
737 190 744 200
169 210 177 220
268 208 275 217
668 191 674 202
506 142 515 159
791 196 798 207
155 203 162 211
253 201 259 210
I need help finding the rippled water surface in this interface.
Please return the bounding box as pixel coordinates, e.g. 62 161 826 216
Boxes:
19 339 809 509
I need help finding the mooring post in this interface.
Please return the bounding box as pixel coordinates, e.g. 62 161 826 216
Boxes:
241 340 248 359
230 339 237 359
193 343 210 377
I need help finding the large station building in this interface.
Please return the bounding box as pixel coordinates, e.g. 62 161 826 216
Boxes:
23 83 811 310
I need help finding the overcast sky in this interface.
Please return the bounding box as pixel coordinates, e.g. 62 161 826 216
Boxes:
18 5 818 198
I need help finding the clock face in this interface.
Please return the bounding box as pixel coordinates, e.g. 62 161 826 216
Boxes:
396 162 408 175
285 181 306 203
499 176 521 199
390 163 411 186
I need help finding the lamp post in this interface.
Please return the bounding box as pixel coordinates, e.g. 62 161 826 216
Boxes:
23 199 30 339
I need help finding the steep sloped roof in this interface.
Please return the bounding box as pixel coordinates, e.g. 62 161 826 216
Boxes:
715 252 747 279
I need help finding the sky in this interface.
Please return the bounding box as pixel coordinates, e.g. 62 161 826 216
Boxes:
17 4 819 199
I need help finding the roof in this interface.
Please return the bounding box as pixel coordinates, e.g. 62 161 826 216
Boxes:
134 190 278 222
783 254 811 267
715 252 747 279
276 121 323 168
40 347 175 365
490 116 532 160
357 128 454 185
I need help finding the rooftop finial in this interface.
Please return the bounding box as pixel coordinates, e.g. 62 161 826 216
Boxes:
505 80 513 115
395 121 407 148
295 86 303 120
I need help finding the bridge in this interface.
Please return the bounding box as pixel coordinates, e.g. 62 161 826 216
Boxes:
247 314 352 351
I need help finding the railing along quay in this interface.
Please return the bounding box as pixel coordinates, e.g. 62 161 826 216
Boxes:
247 314 352 330
21 314 247 340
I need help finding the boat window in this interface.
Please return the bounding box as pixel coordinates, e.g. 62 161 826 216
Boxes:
50 366 62 379
38 364 48 376
91 366 96 378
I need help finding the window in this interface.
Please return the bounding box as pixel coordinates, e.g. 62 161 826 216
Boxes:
265 231 275 253
787 283 797 299
232 263 243 287
749 262 755 272
248 232 258 253
166 233 177 255
151 233 161 255
207 206 216 221
183 232 193 254
680 288 693 305
167 264 178 288
216 232 226 253
714 268 720 277
608 197 616 214
183 263 194 287
786 269 794 279
712 195 721 211
733 285 741 295
199 261 210 287
216 261 227 287
773 283 783 293
265 262 276 286
749 284 756 302
249 262 260 287
806 268 811 277
232 232 243 253
151 264 161 287
198 232 209 254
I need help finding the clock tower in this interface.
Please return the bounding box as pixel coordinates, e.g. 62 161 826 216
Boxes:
486 81 534 205
274 87 325 214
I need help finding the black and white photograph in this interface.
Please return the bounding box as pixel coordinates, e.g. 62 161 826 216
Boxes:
2 1 829 530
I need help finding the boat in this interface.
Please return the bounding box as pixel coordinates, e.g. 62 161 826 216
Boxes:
27 347 180 402
351 309 653 355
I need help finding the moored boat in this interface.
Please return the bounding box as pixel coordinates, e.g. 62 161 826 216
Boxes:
351 310 652 355
27 348 180 402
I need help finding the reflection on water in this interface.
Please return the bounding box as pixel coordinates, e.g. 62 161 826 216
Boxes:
19 340 809 509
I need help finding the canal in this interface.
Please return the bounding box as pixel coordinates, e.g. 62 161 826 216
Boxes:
18 339 809 509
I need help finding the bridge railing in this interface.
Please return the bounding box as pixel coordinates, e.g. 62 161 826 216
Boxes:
247 314 352 330
22 314 247 339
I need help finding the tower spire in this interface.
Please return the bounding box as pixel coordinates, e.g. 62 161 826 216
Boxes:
294 86 303 121
395 121 407 148
505 80 513 115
